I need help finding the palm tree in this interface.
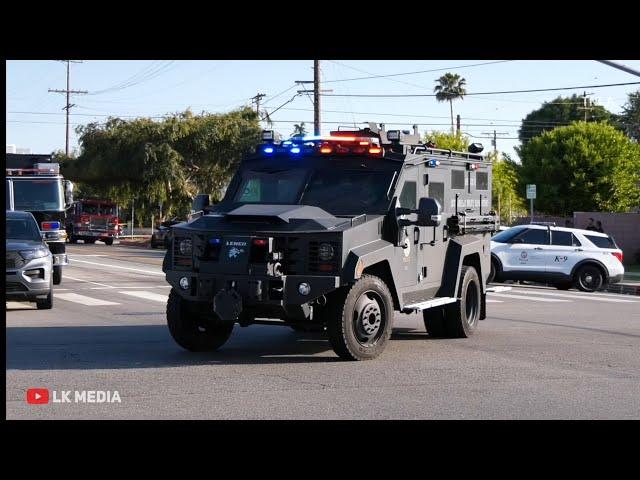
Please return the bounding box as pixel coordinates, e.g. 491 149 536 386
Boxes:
434 73 467 133
292 122 307 138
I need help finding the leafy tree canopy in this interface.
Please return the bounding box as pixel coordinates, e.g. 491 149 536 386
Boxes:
424 131 470 151
615 90 640 142
517 121 640 214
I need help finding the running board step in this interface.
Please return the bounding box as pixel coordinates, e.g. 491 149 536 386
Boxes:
485 286 512 293
403 297 457 313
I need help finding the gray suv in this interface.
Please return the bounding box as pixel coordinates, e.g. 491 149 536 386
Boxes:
6 210 54 309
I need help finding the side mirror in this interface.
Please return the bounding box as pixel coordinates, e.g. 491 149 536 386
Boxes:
64 180 74 206
417 197 442 227
192 193 210 213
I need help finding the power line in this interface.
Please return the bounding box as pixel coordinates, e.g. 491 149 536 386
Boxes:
320 81 640 98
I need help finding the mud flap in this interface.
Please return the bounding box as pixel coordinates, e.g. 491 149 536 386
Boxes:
213 288 242 322
480 292 486 320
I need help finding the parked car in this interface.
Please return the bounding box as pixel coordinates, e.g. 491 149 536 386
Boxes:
6 210 54 309
489 224 624 292
150 218 182 249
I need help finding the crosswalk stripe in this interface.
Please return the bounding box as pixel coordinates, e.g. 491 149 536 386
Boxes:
120 291 168 303
486 299 504 303
56 293 120 306
488 293 570 303
510 289 638 303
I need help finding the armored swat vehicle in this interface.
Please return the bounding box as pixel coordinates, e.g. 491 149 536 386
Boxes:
162 124 498 360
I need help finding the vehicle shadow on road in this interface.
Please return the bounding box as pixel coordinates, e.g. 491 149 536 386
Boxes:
6 324 343 370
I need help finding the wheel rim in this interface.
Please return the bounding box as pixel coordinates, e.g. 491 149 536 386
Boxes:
351 290 386 347
579 267 602 290
465 281 480 326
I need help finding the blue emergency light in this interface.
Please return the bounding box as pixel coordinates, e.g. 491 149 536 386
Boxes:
427 159 440 168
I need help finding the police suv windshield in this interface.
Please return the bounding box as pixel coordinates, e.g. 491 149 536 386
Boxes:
231 168 395 216
6 215 42 241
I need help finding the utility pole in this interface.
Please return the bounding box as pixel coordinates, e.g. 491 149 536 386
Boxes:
313 60 321 136
252 93 266 116
578 91 594 122
48 60 87 157
481 130 509 153
456 114 461 135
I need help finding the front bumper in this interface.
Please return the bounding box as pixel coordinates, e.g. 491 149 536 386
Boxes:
166 270 340 306
6 255 52 300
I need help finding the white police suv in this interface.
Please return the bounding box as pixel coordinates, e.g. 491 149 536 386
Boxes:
489 224 624 292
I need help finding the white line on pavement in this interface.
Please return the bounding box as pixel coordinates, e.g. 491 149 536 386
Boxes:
64 274 115 289
510 288 639 303
90 285 170 290
486 299 504 303
69 258 164 276
66 254 108 257
56 293 120 306
487 293 571 303
120 291 169 303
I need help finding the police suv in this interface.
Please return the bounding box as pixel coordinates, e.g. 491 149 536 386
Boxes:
489 224 624 292
162 124 498 360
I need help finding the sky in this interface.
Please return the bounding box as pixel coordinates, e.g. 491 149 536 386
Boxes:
6 60 640 161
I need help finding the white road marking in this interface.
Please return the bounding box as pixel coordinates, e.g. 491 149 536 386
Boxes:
56 293 120 306
504 284 640 300
64 274 115 289
90 285 170 290
69 258 164 276
488 293 571 303
66 254 108 257
510 289 639 303
6 301 35 309
486 299 504 303
120 291 168 303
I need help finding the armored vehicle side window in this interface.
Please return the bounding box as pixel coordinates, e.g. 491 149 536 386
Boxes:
513 228 549 245
428 182 444 211
451 170 465 190
476 172 488 190
399 181 416 209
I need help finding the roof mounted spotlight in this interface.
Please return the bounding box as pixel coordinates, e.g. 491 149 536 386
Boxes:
468 143 484 154
262 130 275 143
387 130 401 142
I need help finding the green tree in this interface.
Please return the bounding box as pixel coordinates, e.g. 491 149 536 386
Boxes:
517 121 640 215
489 152 527 224
62 107 261 222
615 90 640 142
434 73 467 133
291 122 307 138
518 94 613 145
424 130 469 151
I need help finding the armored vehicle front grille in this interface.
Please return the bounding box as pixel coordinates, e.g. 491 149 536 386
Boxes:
282 236 302 275
6 252 24 270
308 241 340 274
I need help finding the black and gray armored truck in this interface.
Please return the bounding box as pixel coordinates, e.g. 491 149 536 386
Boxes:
6 153 73 285
162 124 498 360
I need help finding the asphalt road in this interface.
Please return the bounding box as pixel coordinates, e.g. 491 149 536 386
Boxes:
6 242 640 419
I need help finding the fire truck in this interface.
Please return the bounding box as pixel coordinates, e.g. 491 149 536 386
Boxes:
66 199 123 245
6 153 72 285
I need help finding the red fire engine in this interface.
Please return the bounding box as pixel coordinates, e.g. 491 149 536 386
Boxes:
66 199 123 245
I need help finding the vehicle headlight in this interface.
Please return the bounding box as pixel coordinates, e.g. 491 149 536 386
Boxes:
20 248 50 260
318 243 335 261
179 239 193 256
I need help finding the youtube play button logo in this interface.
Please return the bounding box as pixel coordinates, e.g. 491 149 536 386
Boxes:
26 388 49 405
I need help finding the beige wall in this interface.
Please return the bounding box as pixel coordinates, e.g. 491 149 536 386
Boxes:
574 212 640 266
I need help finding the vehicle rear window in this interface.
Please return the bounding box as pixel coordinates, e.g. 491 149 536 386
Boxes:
552 230 581 246
476 172 488 190
451 170 465 189
585 235 617 249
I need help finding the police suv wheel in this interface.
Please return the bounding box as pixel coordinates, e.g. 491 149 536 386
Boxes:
576 265 603 292
37 277 53 310
53 266 62 285
166 289 234 352
326 274 394 361
442 266 481 338
487 257 499 284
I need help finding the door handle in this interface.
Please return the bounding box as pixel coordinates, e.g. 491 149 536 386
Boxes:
574 248 583 252
534 247 544 250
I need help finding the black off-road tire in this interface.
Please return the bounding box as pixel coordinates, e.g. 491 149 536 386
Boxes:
52 266 62 285
325 274 394 361
423 306 447 337
167 289 234 352
442 266 481 338
575 264 604 292
104 238 114 246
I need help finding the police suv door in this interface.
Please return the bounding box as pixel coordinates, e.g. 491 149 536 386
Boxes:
501 227 550 273
545 228 583 275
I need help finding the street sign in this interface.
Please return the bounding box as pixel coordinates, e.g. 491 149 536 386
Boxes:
526 184 537 199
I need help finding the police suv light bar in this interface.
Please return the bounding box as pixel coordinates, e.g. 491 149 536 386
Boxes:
6 163 61 176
